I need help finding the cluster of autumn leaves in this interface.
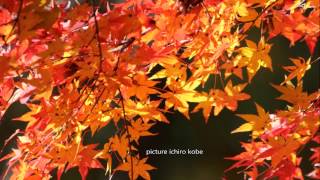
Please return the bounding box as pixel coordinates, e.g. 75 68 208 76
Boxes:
0 0 319 179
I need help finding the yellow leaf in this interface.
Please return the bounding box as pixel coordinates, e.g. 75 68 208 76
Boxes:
141 29 160 43
231 123 253 133
282 57 311 84
0 24 12 36
192 96 213 123
39 0 47 6
18 136 32 144
237 8 258 22
240 47 254 58
234 103 269 138
239 39 272 81
236 2 249 17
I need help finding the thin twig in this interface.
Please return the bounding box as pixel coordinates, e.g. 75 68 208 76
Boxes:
219 72 225 88
118 88 134 180
113 55 121 73
201 2 212 20
240 0 279 24
0 129 22 155
82 86 106 122
91 0 103 71
112 37 136 72
239 0 279 40
311 56 320 65
7 0 23 39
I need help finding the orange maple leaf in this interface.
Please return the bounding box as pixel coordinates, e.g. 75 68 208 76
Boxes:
116 157 156 180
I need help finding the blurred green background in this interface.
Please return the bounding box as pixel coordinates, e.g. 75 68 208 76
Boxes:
0 9 319 180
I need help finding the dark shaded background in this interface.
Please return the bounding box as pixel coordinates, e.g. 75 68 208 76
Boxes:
0 21 319 180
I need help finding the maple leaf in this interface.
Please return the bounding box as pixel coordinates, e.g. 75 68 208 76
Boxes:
235 1 249 17
310 147 320 164
212 80 250 116
125 99 169 123
116 157 156 180
239 38 272 81
0 0 319 179
128 118 156 144
71 144 103 180
272 82 319 110
47 142 102 180
65 3 92 24
308 169 320 180
99 10 142 40
0 7 12 39
225 142 267 173
8 160 29 180
264 157 303 180
237 7 258 22
161 78 206 118
308 134 320 179
192 91 214 123
123 44 158 65
232 103 269 138
221 60 244 80
48 143 79 165
269 9 319 54
125 72 159 100
110 134 129 159
0 78 14 119
19 1 59 39
259 136 302 168
150 61 187 83
0 57 11 82
282 57 311 85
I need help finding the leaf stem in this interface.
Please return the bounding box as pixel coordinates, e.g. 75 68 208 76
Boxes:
311 56 320 65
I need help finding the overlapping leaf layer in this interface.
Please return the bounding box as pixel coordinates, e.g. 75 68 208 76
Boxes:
0 0 319 179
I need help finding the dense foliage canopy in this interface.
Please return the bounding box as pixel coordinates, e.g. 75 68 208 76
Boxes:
0 0 319 179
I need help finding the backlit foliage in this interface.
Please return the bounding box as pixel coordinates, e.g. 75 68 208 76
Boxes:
0 0 319 179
